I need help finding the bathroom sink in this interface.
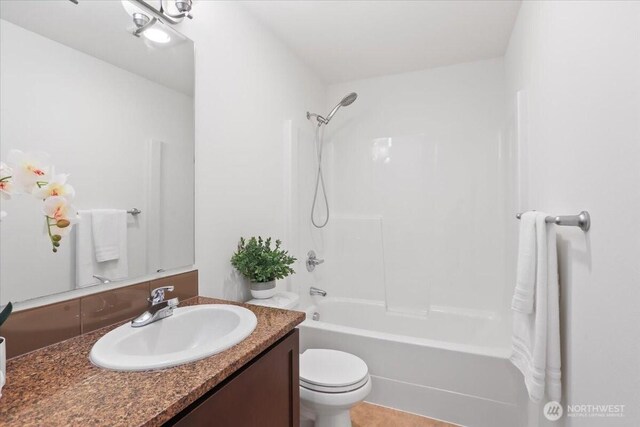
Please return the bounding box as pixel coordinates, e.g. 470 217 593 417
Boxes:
90 304 258 371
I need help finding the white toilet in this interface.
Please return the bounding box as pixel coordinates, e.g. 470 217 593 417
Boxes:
248 292 372 427
299 349 371 427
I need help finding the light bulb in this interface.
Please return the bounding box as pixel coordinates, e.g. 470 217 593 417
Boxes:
143 28 171 43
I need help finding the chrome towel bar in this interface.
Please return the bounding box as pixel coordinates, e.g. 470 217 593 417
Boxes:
127 208 142 216
516 210 590 232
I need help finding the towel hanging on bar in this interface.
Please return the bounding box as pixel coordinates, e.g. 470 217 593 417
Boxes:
516 210 590 232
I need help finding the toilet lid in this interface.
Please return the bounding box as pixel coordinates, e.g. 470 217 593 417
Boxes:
300 349 369 392
247 292 299 309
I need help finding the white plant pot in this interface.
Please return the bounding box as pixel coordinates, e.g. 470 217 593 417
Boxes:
250 280 276 299
0 337 6 399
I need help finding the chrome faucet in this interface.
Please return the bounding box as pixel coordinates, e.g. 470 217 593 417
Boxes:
131 286 179 327
310 286 327 297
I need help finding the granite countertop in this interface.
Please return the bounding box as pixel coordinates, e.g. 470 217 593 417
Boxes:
0 297 305 427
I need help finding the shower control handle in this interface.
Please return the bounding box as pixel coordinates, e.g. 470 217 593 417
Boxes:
306 250 324 272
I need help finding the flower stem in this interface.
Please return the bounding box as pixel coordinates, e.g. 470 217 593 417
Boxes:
45 217 57 252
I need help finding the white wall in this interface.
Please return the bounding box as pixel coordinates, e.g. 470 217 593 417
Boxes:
0 19 194 304
505 1 640 424
296 58 512 319
179 2 326 300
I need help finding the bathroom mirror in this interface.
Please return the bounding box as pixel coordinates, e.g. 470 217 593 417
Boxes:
0 0 195 304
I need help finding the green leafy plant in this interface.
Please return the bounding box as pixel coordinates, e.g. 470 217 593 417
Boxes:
0 302 13 328
231 237 296 283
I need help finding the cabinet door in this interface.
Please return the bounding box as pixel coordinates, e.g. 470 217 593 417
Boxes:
173 329 300 427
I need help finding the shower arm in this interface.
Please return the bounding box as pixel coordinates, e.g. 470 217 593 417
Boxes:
307 112 328 125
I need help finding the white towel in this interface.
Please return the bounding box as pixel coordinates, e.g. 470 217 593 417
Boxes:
512 212 537 313
75 210 129 288
510 212 562 402
91 209 126 262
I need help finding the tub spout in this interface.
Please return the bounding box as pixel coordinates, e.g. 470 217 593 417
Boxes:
310 287 327 297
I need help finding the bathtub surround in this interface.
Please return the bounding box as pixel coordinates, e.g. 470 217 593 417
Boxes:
292 57 521 425
505 1 640 424
301 57 510 316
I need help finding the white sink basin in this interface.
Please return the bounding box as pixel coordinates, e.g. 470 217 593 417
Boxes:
90 304 257 371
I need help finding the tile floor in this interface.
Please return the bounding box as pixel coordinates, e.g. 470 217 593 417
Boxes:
351 402 458 427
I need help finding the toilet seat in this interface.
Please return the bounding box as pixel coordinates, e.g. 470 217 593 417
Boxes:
300 349 369 393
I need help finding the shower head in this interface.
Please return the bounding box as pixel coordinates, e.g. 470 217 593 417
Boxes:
325 92 358 123
307 92 358 126
339 92 358 106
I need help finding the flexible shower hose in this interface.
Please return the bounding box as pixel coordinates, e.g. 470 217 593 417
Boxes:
311 124 330 228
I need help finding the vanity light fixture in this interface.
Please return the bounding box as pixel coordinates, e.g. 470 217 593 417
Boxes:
174 0 193 16
123 0 193 41
126 0 193 25
132 12 157 38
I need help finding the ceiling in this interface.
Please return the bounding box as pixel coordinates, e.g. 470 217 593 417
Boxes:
0 0 194 95
243 1 522 84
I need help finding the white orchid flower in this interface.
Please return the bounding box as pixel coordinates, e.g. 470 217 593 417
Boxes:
7 150 51 194
0 162 13 200
43 196 77 224
32 174 75 200
42 196 78 244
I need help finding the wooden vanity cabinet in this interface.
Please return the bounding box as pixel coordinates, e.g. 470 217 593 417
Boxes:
168 329 300 427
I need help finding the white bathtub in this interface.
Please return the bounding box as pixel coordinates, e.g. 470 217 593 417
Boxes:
299 297 528 427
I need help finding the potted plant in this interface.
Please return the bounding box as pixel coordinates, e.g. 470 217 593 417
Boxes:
0 302 13 398
231 237 296 299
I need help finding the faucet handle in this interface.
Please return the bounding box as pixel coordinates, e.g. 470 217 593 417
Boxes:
149 286 174 305
306 250 325 272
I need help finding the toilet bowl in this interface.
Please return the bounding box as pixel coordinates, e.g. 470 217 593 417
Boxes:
300 349 371 427
247 293 372 427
